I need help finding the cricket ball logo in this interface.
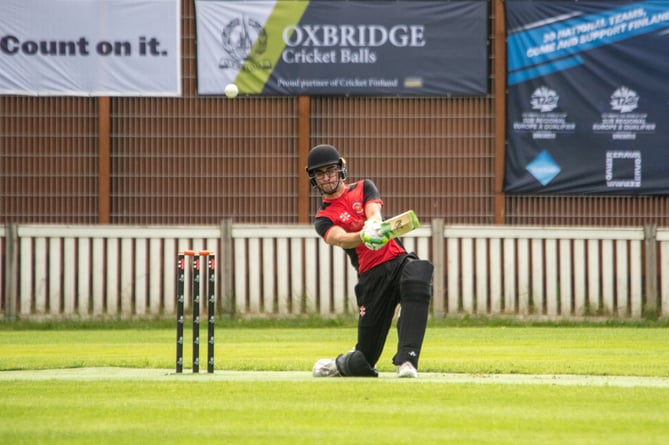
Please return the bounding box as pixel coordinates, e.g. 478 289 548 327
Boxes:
218 16 270 70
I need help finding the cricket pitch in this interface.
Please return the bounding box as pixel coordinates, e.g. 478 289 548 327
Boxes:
2 367 668 388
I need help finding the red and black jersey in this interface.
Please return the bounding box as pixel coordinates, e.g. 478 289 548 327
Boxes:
314 179 405 274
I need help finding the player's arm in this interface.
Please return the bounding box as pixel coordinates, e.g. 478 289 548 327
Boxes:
315 216 363 249
317 201 383 249
364 201 383 224
327 201 385 249
324 225 363 249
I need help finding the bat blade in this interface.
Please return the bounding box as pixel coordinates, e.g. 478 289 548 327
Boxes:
381 210 420 239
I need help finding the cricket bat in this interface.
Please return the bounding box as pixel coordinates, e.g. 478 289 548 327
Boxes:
381 210 421 239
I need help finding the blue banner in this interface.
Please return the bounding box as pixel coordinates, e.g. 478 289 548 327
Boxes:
504 1 669 194
195 0 488 96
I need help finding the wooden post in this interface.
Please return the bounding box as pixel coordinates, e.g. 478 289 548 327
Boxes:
431 218 445 318
221 219 234 315
4 224 18 322
493 0 507 224
98 96 111 224
644 224 658 317
297 96 311 223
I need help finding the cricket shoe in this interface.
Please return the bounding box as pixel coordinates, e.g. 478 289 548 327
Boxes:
312 358 341 377
397 361 418 378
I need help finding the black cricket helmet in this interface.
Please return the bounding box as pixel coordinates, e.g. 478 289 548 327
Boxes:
305 144 347 187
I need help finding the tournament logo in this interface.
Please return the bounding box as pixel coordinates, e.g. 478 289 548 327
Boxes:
218 16 271 71
593 86 654 141
610 86 638 113
530 86 559 113
512 85 575 141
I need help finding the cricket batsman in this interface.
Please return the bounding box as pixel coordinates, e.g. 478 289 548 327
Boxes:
306 144 434 378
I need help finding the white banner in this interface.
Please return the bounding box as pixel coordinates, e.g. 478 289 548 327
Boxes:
0 0 181 96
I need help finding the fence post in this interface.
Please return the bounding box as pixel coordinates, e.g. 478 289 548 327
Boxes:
221 219 234 315
643 224 658 318
431 218 445 318
4 224 18 322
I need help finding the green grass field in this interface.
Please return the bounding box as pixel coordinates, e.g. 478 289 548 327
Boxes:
1 319 668 444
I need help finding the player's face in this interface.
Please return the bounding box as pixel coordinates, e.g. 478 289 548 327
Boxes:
312 164 342 195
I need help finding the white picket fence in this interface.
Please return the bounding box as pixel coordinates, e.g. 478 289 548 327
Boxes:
1 222 667 321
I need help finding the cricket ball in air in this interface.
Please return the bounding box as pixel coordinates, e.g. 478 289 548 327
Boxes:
224 83 239 98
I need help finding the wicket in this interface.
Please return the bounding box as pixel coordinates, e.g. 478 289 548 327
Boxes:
176 250 215 373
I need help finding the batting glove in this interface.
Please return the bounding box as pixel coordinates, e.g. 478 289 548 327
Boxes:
360 220 390 250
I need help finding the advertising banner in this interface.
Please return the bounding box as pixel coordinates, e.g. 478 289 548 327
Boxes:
195 0 488 96
0 0 181 96
504 1 669 194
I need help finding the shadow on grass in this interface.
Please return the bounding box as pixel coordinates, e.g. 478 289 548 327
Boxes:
1 314 668 331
